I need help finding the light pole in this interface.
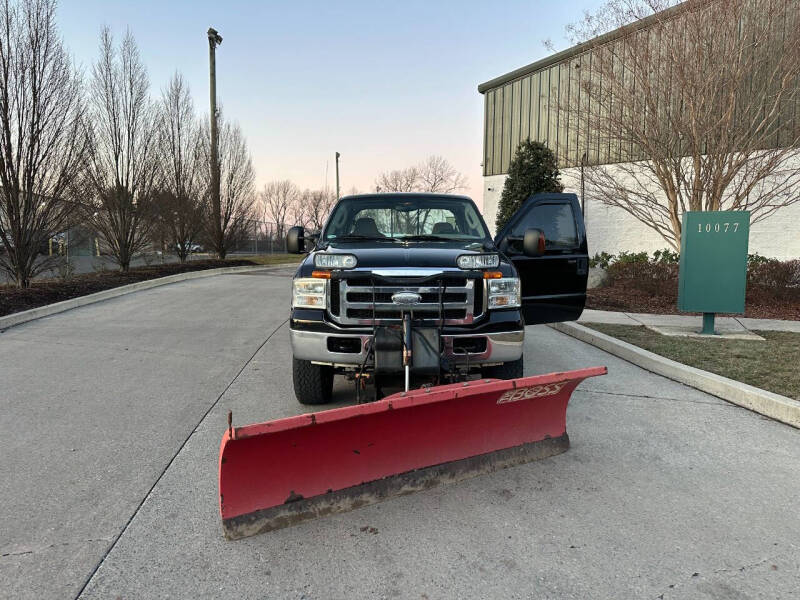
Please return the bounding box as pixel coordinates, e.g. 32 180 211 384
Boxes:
335 151 341 200
208 27 223 257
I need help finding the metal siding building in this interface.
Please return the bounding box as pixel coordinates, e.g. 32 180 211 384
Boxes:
477 3 800 259
479 17 639 176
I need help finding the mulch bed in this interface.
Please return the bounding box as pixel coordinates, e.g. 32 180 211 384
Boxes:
588 283 800 320
0 259 257 317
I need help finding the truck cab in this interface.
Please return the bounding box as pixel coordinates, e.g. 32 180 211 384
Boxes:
286 192 588 404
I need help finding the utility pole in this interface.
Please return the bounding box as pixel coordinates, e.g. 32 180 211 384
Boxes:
208 27 223 258
335 151 341 200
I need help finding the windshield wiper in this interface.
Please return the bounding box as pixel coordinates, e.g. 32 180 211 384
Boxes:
402 234 466 242
334 234 399 242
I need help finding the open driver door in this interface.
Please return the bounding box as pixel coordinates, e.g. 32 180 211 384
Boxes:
494 193 588 325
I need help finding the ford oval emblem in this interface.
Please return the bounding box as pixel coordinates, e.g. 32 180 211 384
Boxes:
392 291 422 306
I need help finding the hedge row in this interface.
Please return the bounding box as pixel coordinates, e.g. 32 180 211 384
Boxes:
591 250 800 300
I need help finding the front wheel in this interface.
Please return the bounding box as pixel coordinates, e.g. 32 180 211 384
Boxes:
292 358 334 405
481 356 524 380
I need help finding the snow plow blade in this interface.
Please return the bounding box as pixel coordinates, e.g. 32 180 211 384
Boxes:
219 366 606 540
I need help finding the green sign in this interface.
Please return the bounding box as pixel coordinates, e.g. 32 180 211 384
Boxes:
678 210 750 315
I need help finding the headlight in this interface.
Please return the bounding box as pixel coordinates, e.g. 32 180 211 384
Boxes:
487 277 521 309
314 253 357 269
457 254 500 270
292 278 327 309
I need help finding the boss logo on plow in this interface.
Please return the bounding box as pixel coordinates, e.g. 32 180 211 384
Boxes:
497 383 566 404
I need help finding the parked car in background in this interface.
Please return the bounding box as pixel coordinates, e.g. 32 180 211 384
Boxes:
169 241 205 254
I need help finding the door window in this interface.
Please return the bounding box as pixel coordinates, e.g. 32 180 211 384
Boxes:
508 203 578 252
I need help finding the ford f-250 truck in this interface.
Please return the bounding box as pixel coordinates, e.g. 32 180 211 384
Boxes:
286 192 588 404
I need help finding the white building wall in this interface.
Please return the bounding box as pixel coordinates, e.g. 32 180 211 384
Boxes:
482 170 800 260
482 174 507 235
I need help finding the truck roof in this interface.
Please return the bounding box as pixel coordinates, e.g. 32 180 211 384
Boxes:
339 192 474 202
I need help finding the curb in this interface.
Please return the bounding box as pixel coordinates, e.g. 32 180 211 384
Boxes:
0 264 296 332
550 321 800 429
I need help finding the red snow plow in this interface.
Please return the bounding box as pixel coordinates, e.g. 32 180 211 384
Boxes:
219 366 605 540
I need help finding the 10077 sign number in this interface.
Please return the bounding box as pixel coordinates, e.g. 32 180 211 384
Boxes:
697 222 740 233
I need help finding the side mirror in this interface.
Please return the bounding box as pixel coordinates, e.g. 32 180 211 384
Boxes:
306 230 321 247
286 226 305 254
523 228 546 257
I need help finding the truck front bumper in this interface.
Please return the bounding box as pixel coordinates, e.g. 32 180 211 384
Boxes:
290 328 524 368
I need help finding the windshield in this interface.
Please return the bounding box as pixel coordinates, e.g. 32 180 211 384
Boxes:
323 196 491 242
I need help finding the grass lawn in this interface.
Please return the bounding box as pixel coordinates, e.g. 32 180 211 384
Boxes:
235 253 302 266
584 323 800 400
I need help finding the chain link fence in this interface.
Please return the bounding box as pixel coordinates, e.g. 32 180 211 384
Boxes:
226 219 288 255
1 219 295 283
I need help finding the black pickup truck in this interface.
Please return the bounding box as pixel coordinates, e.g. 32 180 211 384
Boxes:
286 192 588 404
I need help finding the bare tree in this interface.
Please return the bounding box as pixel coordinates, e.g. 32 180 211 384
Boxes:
297 188 336 231
375 156 467 194
155 72 203 262
0 0 88 288
260 179 297 246
375 167 419 193
563 0 800 249
417 155 468 193
83 27 158 271
200 115 256 258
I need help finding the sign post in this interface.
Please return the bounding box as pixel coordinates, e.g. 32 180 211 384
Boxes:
678 211 750 335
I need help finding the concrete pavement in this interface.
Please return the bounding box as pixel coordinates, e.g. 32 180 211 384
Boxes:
1 271 798 599
580 308 800 334
0 267 296 599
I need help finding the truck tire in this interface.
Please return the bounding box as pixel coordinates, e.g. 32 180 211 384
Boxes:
482 356 524 380
292 358 334 405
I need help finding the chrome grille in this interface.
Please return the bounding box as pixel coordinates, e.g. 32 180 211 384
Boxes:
332 278 478 325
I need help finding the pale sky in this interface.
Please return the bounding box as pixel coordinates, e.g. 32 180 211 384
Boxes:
59 0 601 208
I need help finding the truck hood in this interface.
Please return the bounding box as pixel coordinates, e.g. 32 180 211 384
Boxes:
296 241 516 276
